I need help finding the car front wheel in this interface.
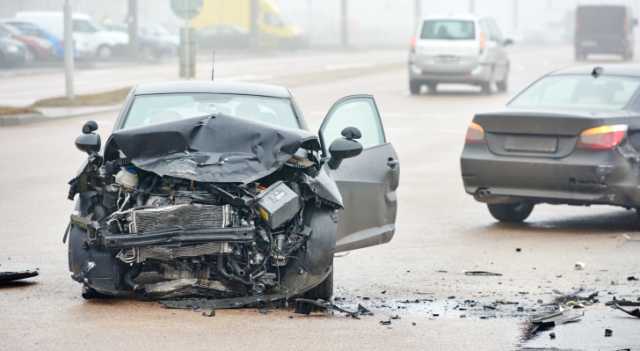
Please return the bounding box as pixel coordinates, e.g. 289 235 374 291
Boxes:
488 203 534 223
409 80 421 95
303 268 333 301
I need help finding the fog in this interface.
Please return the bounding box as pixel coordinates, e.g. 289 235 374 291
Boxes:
1 0 638 49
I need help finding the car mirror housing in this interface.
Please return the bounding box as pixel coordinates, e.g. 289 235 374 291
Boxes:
76 120 101 155
327 127 364 170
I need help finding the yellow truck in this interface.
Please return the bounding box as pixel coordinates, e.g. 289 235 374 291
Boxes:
192 0 306 49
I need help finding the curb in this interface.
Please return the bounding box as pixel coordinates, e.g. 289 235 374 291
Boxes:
0 106 120 127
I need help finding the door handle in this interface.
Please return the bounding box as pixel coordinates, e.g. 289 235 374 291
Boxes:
387 158 399 169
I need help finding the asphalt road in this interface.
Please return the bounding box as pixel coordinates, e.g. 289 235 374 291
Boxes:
1 46 640 351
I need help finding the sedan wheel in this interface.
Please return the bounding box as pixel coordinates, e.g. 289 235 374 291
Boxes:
96 45 113 60
488 203 534 223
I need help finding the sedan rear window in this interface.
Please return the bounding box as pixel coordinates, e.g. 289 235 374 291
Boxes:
124 93 300 130
509 75 640 111
421 20 475 40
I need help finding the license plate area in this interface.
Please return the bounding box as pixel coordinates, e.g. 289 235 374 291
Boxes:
504 135 558 153
435 55 460 64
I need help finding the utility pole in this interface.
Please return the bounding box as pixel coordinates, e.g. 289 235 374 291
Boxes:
127 0 139 58
469 0 475 14
414 0 422 30
340 0 348 48
250 0 259 48
513 0 519 32
63 0 74 100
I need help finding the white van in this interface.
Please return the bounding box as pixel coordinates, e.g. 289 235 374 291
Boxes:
15 11 128 60
408 14 513 95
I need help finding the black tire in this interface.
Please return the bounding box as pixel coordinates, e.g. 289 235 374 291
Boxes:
409 80 421 95
480 81 492 95
488 203 534 223
303 269 333 301
497 69 509 93
426 83 438 94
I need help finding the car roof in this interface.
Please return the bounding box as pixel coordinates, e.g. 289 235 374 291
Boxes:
550 64 640 78
421 14 479 21
133 81 292 98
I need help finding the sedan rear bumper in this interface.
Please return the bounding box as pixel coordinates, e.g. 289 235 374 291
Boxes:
461 144 640 207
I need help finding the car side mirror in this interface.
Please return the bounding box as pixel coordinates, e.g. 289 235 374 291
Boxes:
75 120 101 155
327 127 363 170
503 38 514 47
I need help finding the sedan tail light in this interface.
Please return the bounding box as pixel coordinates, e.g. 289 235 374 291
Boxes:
465 122 485 144
577 124 628 150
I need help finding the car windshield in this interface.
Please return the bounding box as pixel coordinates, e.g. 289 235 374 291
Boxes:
123 93 300 130
421 20 475 40
509 74 640 111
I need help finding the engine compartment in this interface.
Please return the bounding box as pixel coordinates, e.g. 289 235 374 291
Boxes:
67 147 339 300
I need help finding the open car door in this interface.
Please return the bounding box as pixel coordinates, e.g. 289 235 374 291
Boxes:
319 95 400 252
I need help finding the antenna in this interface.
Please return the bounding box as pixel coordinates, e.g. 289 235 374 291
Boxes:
211 50 216 81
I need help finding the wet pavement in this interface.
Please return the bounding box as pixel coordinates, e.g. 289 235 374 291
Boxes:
1 46 640 350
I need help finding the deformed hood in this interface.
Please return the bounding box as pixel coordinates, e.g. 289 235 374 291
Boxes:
105 114 320 184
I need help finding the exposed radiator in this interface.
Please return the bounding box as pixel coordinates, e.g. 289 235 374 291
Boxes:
131 204 230 234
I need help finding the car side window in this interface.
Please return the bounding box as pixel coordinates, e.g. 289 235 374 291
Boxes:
320 96 386 151
73 19 97 33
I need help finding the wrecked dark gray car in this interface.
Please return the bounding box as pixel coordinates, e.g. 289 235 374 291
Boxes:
65 81 400 303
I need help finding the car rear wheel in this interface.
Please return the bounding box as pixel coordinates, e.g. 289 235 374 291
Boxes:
488 203 534 223
96 45 114 60
409 80 422 95
303 268 333 301
426 83 438 94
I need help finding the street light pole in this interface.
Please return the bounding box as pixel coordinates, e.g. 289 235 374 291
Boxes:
341 0 348 48
63 0 74 100
469 0 475 14
127 0 139 58
414 0 422 30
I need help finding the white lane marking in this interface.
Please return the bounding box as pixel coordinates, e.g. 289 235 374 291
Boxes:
324 63 375 71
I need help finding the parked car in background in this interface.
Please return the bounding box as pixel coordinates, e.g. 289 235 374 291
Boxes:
1 19 64 59
409 14 512 95
0 28 28 67
15 12 128 60
0 23 54 61
103 22 178 60
461 65 640 223
574 5 637 61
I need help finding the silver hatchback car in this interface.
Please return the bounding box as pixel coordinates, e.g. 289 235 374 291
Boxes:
408 14 513 95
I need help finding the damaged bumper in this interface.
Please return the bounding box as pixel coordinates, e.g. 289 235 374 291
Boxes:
461 143 640 207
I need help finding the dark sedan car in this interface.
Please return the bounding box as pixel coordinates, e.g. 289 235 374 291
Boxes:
66 81 399 304
461 65 640 222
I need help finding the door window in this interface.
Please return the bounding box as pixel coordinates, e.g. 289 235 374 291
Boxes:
320 96 386 152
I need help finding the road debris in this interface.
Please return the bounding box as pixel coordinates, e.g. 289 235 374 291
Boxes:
605 328 613 337
293 299 374 319
627 276 638 281
610 304 640 319
524 307 584 339
0 269 39 284
464 271 503 277
574 262 586 271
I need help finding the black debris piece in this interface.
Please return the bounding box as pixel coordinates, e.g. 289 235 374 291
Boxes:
604 328 613 337
412 322 416 326
627 276 639 282
379 320 391 326
390 315 401 320
549 332 556 340
523 308 584 340
552 288 598 305
610 304 640 319
516 248 522 252
0 270 39 284
293 298 373 319
380 290 387 295
464 271 503 277
606 298 640 307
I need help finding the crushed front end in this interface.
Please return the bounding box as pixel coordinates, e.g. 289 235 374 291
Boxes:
65 115 341 302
